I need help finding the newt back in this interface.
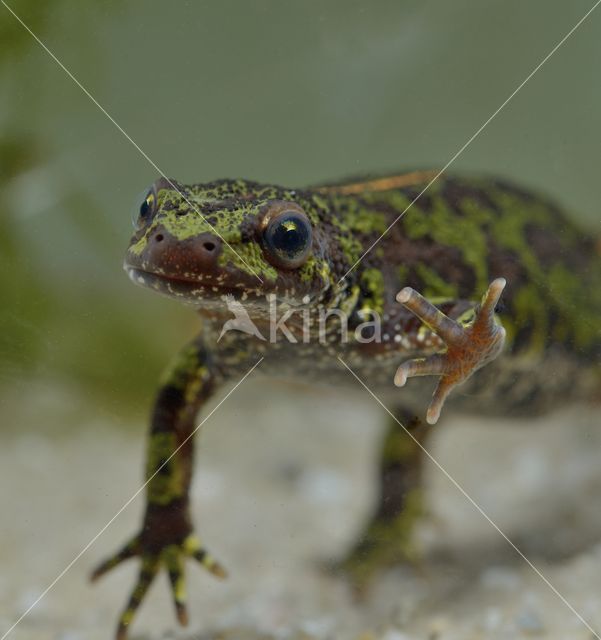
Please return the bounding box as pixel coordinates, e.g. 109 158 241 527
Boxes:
321 173 601 363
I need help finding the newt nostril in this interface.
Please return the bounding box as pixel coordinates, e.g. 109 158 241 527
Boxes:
197 236 222 265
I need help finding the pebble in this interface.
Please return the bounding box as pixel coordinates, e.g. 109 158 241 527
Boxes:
480 566 521 591
515 608 545 635
381 629 412 640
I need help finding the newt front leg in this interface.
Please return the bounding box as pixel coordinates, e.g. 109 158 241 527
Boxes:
91 338 226 640
395 278 507 424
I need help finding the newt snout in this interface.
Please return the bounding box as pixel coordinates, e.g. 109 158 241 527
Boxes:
127 229 223 281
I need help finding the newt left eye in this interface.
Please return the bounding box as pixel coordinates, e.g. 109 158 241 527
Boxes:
262 210 312 269
133 190 156 229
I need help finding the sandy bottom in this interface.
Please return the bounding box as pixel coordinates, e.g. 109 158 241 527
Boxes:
1 378 601 640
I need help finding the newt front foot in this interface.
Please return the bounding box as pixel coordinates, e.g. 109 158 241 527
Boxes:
91 532 226 640
394 278 507 425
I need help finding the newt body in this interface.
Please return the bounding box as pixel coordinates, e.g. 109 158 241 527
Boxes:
94 171 601 638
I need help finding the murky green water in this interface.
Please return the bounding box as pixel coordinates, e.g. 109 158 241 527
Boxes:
1 1 600 400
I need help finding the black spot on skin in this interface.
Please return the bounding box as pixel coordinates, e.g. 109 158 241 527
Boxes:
240 213 259 242
156 459 170 475
151 386 186 433
162 200 178 212
416 193 434 212
524 222 593 273
442 178 501 216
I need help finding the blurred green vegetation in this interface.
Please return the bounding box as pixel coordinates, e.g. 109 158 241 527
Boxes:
0 1 600 413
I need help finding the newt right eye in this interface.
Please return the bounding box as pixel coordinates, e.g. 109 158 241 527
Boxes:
133 190 156 229
262 209 313 269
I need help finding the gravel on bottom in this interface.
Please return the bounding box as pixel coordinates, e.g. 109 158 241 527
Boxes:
1 378 601 640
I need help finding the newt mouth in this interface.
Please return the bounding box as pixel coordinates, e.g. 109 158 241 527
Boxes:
124 266 265 303
124 221 269 302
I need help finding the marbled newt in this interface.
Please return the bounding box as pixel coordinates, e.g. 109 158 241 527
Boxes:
92 170 601 639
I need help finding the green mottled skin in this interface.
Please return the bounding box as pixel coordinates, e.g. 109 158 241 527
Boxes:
95 171 601 638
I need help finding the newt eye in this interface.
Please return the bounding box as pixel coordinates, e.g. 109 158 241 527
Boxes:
263 209 312 269
133 190 156 229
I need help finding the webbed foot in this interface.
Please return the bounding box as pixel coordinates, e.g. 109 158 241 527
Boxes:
91 531 226 640
395 278 507 424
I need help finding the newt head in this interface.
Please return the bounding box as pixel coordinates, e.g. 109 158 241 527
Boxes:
124 177 335 311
